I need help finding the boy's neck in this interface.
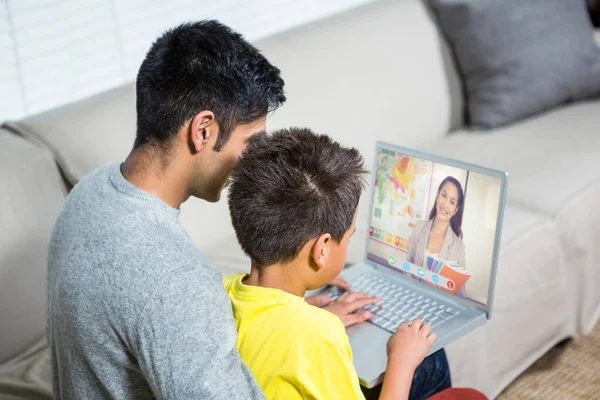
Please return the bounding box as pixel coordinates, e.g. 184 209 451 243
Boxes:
244 259 309 298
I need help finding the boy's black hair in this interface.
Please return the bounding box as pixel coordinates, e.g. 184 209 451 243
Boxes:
228 128 368 267
135 20 286 151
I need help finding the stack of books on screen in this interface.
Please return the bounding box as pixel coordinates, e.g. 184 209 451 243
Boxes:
426 255 471 295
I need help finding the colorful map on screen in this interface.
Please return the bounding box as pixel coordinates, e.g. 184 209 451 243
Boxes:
372 150 433 251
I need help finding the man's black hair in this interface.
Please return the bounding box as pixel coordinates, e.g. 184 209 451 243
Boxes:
135 20 285 151
228 128 367 267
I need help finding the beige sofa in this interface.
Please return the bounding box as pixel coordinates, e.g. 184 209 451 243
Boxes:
1 0 599 398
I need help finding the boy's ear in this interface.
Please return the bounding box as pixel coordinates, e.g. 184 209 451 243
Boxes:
311 233 332 270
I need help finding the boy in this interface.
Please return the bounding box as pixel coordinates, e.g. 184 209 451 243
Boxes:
224 128 437 399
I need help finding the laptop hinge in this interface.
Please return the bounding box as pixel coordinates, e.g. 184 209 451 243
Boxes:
457 297 477 310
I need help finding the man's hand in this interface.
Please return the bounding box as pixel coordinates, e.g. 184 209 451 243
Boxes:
322 292 379 327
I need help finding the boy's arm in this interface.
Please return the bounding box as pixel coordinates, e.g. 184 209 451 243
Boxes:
378 360 414 400
379 319 437 400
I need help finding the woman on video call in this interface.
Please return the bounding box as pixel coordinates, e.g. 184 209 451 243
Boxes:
407 176 466 275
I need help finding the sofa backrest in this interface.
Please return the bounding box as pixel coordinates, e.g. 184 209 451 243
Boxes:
0 130 65 364
2 0 463 264
257 0 464 165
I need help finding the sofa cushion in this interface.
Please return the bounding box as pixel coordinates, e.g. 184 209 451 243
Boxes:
3 84 137 186
257 0 465 166
430 0 600 129
554 181 600 335
0 338 51 400
425 100 600 216
0 130 65 365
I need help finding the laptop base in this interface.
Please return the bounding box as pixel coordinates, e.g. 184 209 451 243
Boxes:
311 262 487 388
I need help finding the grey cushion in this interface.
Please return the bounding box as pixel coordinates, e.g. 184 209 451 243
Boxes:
430 0 600 129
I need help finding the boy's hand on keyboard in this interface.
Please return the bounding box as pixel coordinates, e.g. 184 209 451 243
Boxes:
387 318 437 371
304 277 350 308
322 292 380 327
326 275 351 291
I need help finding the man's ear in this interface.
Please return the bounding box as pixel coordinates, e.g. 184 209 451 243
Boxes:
190 111 216 153
311 233 331 271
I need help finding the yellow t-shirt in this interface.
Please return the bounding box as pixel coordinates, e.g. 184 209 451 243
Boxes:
224 274 365 400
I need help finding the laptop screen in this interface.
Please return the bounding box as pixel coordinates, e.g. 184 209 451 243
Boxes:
366 144 506 310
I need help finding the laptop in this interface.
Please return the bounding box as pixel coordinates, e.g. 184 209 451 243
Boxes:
313 141 508 388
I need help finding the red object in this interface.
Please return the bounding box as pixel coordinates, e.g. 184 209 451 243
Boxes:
427 388 488 400
447 280 455 289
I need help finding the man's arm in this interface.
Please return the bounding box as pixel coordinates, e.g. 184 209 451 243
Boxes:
132 266 264 400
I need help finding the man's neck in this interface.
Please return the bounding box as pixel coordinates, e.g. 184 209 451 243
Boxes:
121 146 190 209
243 260 309 298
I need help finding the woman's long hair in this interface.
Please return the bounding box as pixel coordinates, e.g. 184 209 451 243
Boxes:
428 176 465 239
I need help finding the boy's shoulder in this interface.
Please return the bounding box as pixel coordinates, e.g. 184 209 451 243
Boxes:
224 274 347 345
282 294 349 347
298 297 344 325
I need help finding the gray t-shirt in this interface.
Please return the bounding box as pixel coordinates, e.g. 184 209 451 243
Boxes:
47 164 263 399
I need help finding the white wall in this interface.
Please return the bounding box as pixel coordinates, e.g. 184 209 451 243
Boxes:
0 0 375 121
461 171 502 304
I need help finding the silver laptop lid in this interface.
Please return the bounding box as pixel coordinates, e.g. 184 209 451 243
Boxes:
364 142 508 318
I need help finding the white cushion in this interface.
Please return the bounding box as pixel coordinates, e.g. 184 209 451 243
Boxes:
256 0 464 168
554 183 600 335
6 84 137 186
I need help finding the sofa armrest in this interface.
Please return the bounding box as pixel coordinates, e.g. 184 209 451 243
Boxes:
0 130 65 365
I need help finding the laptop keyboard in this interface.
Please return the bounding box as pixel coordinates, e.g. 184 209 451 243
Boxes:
324 274 459 333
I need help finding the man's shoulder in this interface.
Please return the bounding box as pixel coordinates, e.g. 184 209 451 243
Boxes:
66 164 112 197
57 164 122 226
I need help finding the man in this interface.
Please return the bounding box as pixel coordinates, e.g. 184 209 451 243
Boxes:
47 20 376 399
